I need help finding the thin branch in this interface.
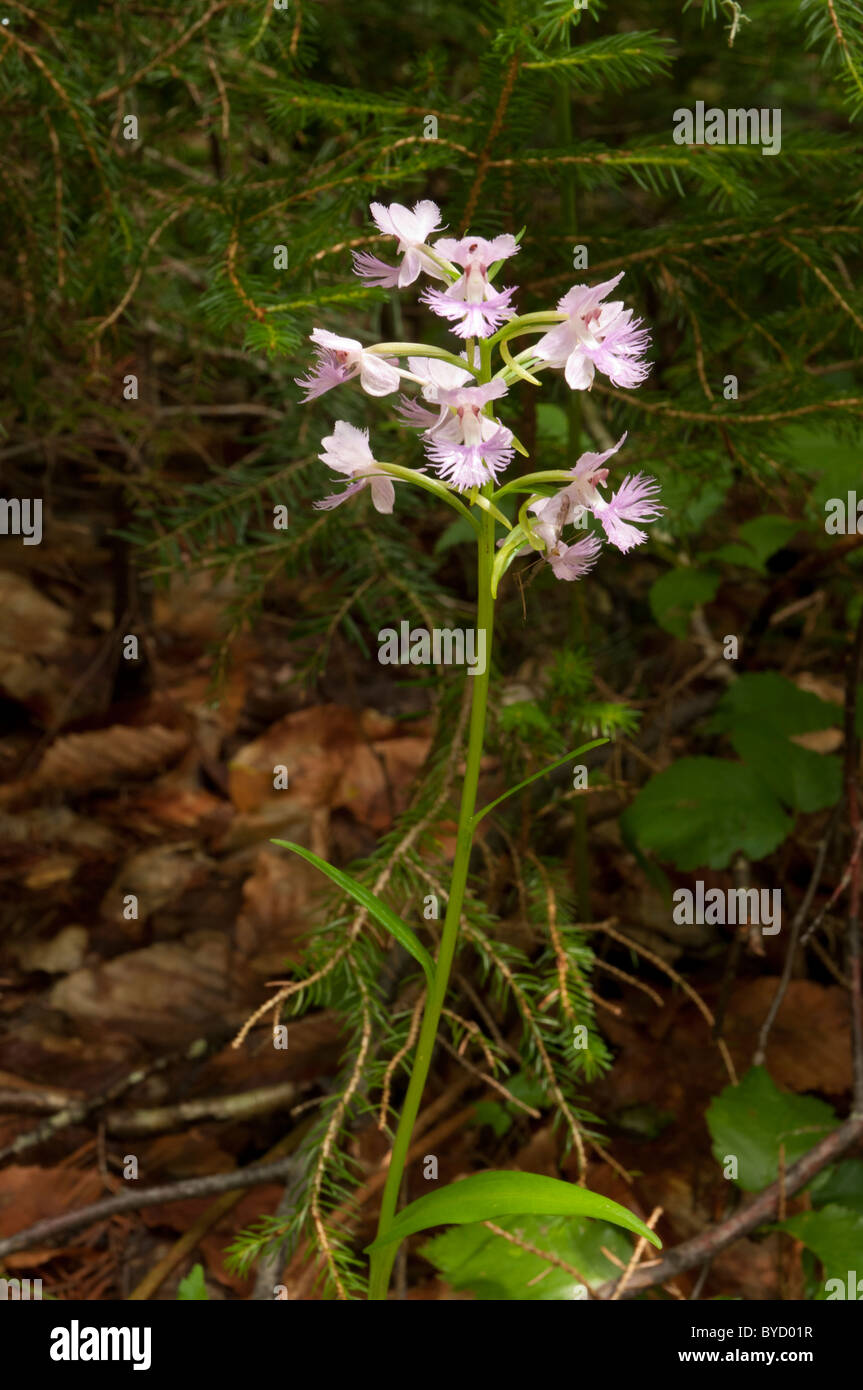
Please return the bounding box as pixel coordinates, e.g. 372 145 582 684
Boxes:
0 1154 304 1260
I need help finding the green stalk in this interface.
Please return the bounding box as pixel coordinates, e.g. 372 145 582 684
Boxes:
367 348 499 1302
367 509 495 1300
366 342 480 375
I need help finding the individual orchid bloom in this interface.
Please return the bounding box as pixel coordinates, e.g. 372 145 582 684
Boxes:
533 271 651 390
530 435 628 532
545 532 603 582
396 356 474 434
511 521 602 582
421 234 519 339
314 420 395 514
351 200 447 289
593 472 665 552
296 329 400 401
423 379 514 491
527 432 663 564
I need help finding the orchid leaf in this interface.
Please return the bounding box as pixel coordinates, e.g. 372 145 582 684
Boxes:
473 738 608 825
272 840 434 986
366 1171 662 1251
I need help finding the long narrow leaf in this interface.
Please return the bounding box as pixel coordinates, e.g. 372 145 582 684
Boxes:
272 840 435 986
472 738 608 826
366 1171 661 1251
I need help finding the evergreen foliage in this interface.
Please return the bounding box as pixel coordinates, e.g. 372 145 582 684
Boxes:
3 0 861 1295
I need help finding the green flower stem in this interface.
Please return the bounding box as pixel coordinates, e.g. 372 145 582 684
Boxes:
367 340 499 1302
367 505 495 1301
419 245 460 280
485 311 567 350
377 462 481 533
367 342 476 374
493 469 577 500
498 337 542 386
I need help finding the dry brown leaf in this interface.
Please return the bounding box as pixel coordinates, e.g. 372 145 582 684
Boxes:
235 847 321 973
228 704 430 832
12 925 89 975
792 672 845 706
0 571 73 716
99 844 212 926
49 934 250 1044
140 1185 285 1295
228 706 361 814
137 1130 236 1180
199 1013 344 1088
0 571 71 659
0 1165 103 1242
32 724 189 792
127 782 231 835
790 729 843 754
21 855 79 892
725 978 852 1094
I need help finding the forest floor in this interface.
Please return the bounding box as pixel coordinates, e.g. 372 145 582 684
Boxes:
0 504 857 1302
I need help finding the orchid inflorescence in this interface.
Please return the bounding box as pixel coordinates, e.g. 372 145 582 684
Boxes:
296 199 663 594
291 200 668 1296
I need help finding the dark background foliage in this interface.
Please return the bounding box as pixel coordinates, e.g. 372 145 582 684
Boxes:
0 0 861 1301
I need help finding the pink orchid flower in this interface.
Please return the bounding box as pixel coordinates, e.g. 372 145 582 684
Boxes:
594 472 665 552
528 433 663 568
530 435 629 532
422 234 518 338
314 421 395 514
395 356 474 433
296 329 400 401
422 379 514 491
352 200 447 288
546 533 603 582
533 272 650 390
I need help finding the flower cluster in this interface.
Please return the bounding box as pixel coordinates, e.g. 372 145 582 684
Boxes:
523 434 664 583
296 200 662 582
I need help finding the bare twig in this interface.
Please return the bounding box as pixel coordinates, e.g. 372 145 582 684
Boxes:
609 1206 663 1300
754 807 841 1065
0 1036 223 1164
0 1154 304 1260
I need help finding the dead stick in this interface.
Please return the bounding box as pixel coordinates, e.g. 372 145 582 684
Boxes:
0 1155 301 1260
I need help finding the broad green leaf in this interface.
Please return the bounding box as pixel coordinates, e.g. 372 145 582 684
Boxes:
434 515 476 554
469 1101 513 1139
420 1213 632 1300
710 672 841 739
777 1205 863 1297
271 840 434 987
649 567 719 638
706 1067 837 1193
612 1103 674 1140
502 1071 551 1111
365 1170 661 1252
708 673 843 813
708 515 800 573
177 1263 209 1300
728 727 841 813
620 757 791 870
809 1159 863 1217
658 471 731 536
782 425 863 517
535 402 569 442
